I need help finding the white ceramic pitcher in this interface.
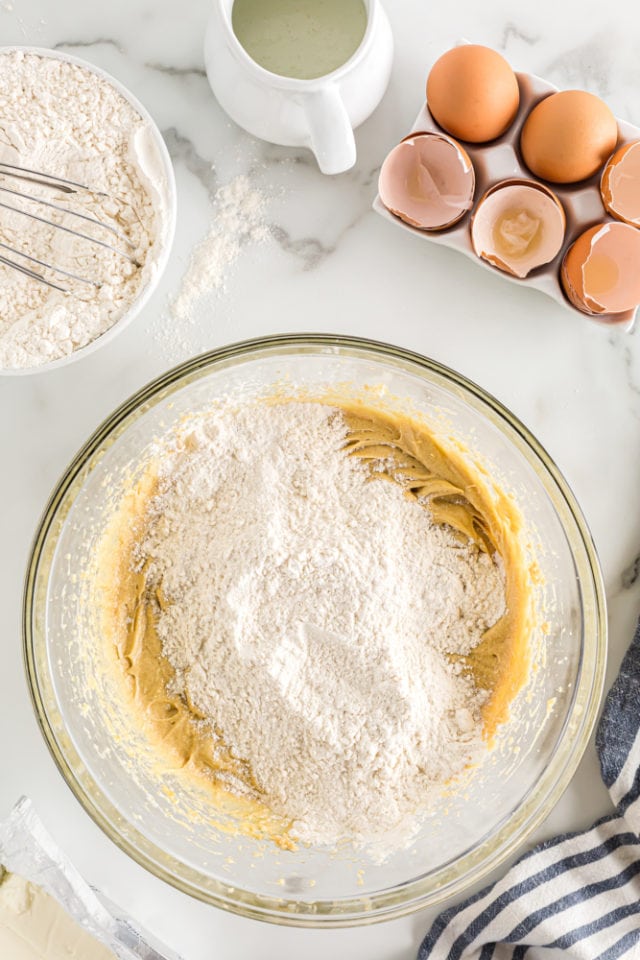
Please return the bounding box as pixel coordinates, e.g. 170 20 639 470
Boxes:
204 0 393 175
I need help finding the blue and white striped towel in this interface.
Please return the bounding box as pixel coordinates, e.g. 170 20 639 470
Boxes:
419 619 640 959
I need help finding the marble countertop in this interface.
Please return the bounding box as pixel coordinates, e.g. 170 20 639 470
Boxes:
1 1 640 957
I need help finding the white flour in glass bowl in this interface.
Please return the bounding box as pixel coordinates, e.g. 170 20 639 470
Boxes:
0 47 175 373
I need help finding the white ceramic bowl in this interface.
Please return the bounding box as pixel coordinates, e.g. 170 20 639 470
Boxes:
0 46 177 376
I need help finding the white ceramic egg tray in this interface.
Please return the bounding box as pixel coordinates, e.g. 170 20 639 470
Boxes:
373 71 640 330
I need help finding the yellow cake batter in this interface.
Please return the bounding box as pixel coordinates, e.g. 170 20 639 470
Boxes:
97 399 532 850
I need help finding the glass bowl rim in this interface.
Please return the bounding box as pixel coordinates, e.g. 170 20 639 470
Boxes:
23 333 607 926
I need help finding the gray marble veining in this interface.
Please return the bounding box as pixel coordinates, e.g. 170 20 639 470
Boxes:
1 3 640 959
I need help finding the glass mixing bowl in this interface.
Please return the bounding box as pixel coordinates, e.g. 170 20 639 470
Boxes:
24 335 606 926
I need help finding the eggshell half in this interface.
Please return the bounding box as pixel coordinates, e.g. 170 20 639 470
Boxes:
471 180 566 278
378 132 475 230
601 141 640 227
561 222 640 315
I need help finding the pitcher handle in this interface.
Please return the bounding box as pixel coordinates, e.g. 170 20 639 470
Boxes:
303 86 356 175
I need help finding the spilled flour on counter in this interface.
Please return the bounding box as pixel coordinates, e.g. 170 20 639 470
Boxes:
171 174 269 322
134 401 505 851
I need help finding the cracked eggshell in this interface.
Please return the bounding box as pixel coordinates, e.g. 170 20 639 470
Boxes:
561 222 640 315
378 132 475 231
470 180 566 279
601 141 640 227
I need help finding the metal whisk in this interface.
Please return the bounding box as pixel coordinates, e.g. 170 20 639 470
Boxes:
0 162 140 296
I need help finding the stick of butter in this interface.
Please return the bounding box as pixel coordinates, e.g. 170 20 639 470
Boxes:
0 798 182 960
0 870 116 960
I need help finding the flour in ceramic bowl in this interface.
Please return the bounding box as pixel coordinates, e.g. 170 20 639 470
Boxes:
134 400 506 852
0 50 170 370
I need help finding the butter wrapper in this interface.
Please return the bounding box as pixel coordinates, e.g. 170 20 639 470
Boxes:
0 797 183 960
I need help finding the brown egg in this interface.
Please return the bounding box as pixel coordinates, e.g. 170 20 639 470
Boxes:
561 222 640 315
601 140 640 227
378 132 475 230
471 180 566 278
521 91 618 183
426 45 520 143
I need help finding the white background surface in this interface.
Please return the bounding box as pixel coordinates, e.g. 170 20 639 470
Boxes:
2 1 640 957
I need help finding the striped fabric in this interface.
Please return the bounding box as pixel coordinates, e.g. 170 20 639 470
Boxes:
419 620 640 959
